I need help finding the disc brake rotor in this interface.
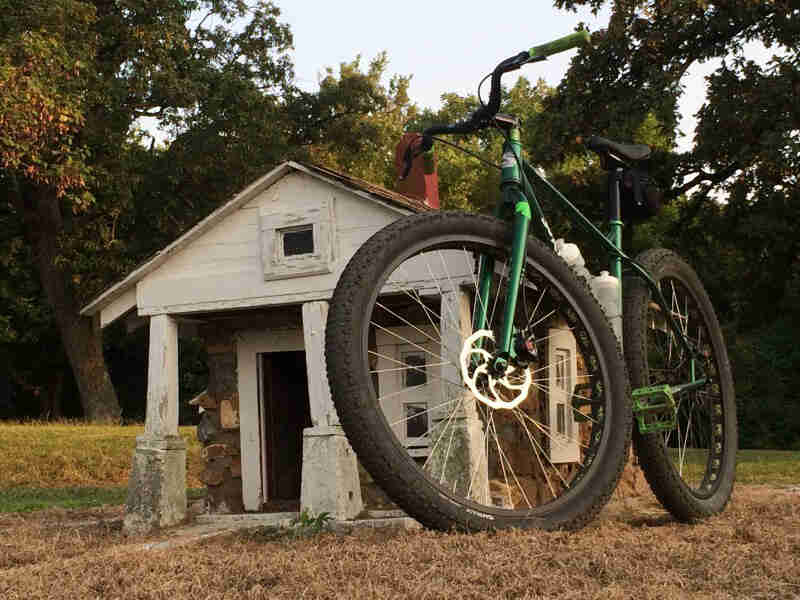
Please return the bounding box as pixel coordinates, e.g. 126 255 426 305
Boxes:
459 329 532 410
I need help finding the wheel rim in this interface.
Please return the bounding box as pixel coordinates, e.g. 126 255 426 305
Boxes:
360 235 615 516
645 277 726 497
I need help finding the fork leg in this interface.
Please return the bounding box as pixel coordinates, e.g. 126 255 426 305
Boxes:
496 193 531 359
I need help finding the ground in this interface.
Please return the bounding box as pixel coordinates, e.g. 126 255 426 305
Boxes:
1 485 798 599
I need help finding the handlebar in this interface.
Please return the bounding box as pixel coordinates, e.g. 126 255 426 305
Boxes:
400 30 593 178
427 31 590 136
528 30 591 60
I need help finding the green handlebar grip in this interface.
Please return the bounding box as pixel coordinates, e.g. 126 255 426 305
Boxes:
528 30 591 60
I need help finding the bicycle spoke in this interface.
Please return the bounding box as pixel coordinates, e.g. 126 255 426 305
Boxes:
368 349 463 391
338 223 619 523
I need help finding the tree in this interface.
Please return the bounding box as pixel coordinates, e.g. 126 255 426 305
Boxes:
0 1 294 420
285 53 417 189
547 0 799 324
548 0 800 447
408 77 555 213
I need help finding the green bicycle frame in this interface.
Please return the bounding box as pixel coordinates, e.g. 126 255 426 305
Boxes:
469 122 708 392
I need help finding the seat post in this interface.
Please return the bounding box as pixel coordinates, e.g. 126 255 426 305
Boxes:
607 167 624 283
607 166 622 227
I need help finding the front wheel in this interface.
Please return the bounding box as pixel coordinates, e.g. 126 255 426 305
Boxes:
326 212 632 531
623 248 737 521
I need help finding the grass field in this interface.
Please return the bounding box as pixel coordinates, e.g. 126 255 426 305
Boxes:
0 422 204 512
0 423 799 598
0 421 798 513
1 486 798 599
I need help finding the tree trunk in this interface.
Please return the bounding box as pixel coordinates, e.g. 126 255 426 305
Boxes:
40 369 64 420
14 183 121 422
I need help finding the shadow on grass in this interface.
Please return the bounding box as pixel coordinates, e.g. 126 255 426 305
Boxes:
0 487 206 513
625 514 675 528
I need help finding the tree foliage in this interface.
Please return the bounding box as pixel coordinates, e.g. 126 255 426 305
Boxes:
1 0 797 447
285 53 417 189
547 0 800 447
0 1 94 197
0 1 423 420
407 77 555 212
0 0 295 420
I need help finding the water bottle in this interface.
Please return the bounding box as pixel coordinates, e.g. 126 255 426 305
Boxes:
554 238 591 282
590 270 622 345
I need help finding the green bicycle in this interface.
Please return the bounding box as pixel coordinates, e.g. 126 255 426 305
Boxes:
325 31 737 531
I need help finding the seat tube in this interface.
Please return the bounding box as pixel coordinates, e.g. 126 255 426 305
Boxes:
608 168 623 295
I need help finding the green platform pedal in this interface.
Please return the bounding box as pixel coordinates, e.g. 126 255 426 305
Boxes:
632 384 677 434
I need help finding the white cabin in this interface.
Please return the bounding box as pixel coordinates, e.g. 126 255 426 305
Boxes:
81 161 435 530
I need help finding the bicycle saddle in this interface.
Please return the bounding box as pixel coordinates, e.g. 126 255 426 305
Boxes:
587 136 651 161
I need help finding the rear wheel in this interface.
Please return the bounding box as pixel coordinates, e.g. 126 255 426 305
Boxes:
624 249 736 521
326 212 632 531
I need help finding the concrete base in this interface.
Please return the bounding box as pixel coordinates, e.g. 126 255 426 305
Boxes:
300 426 363 520
124 435 187 534
427 409 489 504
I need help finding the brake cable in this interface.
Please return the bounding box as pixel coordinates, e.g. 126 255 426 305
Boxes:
427 134 502 171
477 72 492 107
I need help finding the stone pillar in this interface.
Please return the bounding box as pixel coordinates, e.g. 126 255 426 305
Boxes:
428 288 489 503
196 326 243 513
300 301 363 520
124 314 187 533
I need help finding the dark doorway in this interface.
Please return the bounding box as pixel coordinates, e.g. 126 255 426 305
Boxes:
260 351 312 509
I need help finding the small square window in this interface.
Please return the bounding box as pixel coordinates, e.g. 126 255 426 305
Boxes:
404 354 427 387
404 402 429 439
259 198 334 280
281 225 314 257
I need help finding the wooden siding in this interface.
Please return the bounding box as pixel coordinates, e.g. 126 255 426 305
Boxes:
135 172 411 316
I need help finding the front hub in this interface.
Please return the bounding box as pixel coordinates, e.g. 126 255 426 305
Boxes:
459 330 532 410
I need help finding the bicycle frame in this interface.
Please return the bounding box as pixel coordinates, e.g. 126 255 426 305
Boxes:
470 121 708 396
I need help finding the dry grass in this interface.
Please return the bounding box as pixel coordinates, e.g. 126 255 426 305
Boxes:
1 486 798 599
0 421 203 488
1 423 799 598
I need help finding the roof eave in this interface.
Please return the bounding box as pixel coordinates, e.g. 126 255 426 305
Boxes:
80 162 294 317
80 161 432 321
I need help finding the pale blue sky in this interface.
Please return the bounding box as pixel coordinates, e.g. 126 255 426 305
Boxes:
279 1 775 153
281 1 611 108
143 2 777 153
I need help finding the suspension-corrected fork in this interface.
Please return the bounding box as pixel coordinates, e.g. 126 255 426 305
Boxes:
473 120 531 374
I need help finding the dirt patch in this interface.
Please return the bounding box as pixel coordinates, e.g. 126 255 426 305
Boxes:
1 485 799 599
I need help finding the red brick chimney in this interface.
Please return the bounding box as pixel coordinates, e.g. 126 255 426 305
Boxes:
395 133 440 209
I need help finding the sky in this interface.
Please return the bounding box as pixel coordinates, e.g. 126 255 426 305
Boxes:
280 1 611 108
278 1 776 153
143 1 778 152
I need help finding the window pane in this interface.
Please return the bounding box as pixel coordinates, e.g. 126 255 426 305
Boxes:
405 354 426 387
555 348 570 390
405 403 428 438
282 226 314 256
557 403 566 435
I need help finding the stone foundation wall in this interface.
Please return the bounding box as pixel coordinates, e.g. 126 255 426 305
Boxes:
196 324 243 513
192 306 646 515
